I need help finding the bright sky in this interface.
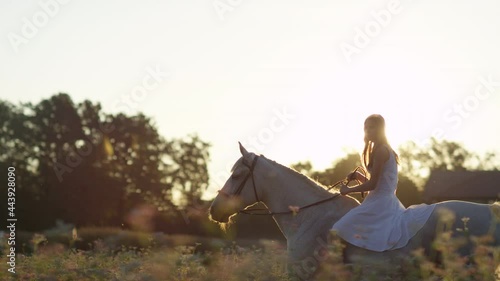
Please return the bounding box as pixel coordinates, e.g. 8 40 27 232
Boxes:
1 0 499 200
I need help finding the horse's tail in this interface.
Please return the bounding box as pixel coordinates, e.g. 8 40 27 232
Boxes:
490 202 500 245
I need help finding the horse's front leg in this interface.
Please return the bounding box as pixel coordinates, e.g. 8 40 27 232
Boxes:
286 237 330 280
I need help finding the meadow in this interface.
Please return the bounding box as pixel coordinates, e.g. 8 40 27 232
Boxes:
0 227 498 281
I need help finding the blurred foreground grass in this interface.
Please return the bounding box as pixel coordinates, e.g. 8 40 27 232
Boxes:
0 226 498 281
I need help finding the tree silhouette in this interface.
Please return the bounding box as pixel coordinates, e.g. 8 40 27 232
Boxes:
0 93 210 231
398 138 499 188
291 153 361 186
164 135 210 208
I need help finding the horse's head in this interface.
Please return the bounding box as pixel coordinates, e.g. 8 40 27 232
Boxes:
209 142 264 223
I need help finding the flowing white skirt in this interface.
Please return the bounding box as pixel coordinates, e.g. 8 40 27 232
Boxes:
331 192 436 252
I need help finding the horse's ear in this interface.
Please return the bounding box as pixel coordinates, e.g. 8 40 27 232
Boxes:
238 141 249 156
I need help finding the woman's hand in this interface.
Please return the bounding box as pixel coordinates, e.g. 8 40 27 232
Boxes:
347 171 368 183
346 171 357 181
339 184 350 195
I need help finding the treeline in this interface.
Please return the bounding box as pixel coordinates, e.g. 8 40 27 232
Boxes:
0 93 210 233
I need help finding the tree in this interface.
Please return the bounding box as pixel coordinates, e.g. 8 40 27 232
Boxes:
398 138 499 188
0 93 211 230
164 135 210 208
290 161 313 177
291 153 362 186
396 174 422 207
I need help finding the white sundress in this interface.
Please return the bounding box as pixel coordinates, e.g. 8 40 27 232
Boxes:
331 146 436 252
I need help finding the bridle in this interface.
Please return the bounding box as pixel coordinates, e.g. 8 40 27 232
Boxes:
217 155 260 201
217 155 356 216
233 155 260 202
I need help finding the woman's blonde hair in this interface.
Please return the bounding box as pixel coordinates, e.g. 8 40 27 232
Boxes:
362 114 399 170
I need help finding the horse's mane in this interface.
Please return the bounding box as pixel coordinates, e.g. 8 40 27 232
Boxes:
260 155 336 194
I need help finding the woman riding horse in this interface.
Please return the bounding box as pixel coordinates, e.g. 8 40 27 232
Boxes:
332 114 436 252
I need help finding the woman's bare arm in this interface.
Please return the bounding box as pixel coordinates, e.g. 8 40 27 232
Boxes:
341 146 389 194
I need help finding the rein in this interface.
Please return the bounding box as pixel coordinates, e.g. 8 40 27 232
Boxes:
219 155 365 216
239 193 342 216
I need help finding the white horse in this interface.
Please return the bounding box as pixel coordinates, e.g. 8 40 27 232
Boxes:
209 143 500 280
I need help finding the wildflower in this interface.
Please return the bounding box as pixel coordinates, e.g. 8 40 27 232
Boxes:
72 227 78 241
456 216 470 233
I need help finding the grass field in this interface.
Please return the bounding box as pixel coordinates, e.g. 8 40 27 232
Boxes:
1 227 498 281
